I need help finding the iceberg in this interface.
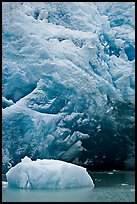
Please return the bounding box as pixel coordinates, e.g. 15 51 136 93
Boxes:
6 156 94 189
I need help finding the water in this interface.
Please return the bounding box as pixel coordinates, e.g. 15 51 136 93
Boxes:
2 171 135 202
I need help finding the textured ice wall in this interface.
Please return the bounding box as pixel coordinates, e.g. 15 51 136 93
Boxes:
2 2 135 173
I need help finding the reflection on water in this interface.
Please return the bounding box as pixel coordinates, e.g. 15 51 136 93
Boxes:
2 171 135 202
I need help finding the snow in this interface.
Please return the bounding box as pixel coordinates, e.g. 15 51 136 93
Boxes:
6 156 94 189
2 2 135 172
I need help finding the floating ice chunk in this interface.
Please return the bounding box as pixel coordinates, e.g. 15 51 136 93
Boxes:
121 183 129 186
108 172 113 175
6 157 94 189
2 181 8 188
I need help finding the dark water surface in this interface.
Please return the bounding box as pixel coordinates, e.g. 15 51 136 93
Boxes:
2 171 135 202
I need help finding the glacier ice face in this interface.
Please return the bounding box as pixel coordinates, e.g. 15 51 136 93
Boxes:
2 96 14 108
6 156 94 189
2 2 135 173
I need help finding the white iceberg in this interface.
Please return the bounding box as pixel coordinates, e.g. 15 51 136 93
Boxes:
6 156 94 189
2 181 8 188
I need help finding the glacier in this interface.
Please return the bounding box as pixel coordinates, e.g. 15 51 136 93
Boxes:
2 2 135 174
6 156 94 189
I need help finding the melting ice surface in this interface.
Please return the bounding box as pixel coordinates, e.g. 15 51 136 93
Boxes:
6 156 94 189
